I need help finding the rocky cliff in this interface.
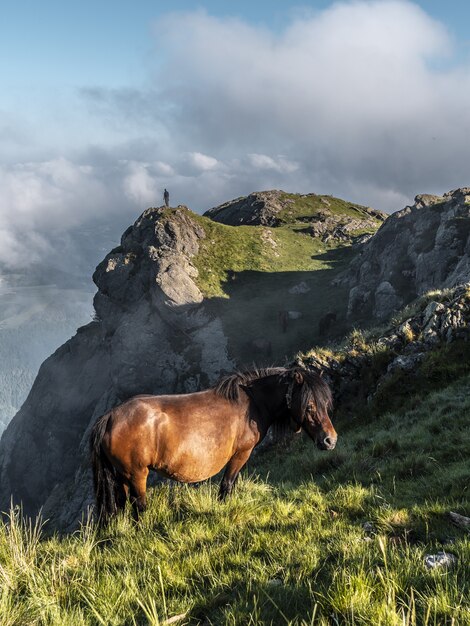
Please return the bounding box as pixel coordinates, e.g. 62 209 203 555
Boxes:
0 206 236 526
339 189 470 321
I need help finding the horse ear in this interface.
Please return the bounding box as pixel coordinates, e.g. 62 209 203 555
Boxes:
240 384 253 398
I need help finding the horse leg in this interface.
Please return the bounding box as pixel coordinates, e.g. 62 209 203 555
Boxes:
115 477 129 513
218 449 253 501
129 468 149 521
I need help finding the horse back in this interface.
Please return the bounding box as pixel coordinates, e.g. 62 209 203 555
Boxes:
102 389 252 479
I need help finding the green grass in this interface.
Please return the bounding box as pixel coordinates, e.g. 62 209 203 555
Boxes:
190 194 383 300
189 210 366 364
191 215 347 300
1 373 469 625
277 193 379 222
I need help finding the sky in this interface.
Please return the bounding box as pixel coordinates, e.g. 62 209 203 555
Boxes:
1 0 470 271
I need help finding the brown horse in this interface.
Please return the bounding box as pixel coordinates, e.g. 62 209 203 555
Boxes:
90 367 337 524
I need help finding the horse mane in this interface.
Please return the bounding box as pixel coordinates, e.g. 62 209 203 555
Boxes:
213 367 287 402
213 366 332 416
287 367 333 418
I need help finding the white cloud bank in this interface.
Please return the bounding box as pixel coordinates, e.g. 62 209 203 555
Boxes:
2 1 470 270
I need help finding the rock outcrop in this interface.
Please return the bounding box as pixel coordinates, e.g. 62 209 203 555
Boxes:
204 190 386 242
0 206 235 528
302 283 470 415
339 189 470 320
204 190 288 226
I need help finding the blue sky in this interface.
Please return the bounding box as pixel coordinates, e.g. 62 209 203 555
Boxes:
1 1 469 89
1 1 470 269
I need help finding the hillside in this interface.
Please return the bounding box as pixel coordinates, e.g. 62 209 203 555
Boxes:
0 286 468 625
197 191 385 363
0 191 384 527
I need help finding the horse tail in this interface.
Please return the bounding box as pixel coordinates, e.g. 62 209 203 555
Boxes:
89 412 117 525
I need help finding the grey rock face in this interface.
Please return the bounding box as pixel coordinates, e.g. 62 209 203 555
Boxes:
374 281 403 321
341 188 470 321
0 206 235 527
203 190 288 226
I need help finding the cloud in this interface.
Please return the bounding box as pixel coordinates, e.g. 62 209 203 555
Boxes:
79 1 470 210
3 1 470 274
147 2 465 200
122 161 159 206
187 152 219 171
248 154 299 173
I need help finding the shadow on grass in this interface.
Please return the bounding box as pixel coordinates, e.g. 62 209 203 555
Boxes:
203 246 356 366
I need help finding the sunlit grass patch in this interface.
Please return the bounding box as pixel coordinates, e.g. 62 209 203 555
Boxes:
0 373 469 624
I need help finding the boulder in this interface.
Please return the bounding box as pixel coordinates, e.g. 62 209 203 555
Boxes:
374 281 403 320
341 188 470 321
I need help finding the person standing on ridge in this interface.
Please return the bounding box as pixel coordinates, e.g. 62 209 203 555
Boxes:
163 188 170 207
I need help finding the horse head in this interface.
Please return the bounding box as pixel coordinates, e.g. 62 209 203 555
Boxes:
286 368 337 451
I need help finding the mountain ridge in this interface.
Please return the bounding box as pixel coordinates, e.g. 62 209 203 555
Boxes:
0 188 469 529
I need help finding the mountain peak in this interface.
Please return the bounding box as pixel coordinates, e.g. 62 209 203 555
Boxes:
204 190 387 227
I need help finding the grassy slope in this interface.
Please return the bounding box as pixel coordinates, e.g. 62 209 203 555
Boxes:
0 345 468 625
276 193 377 221
191 196 382 364
192 194 381 298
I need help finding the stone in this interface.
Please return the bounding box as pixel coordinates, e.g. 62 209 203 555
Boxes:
422 301 445 329
424 552 458 570
354 233 373 245
449 511 470 529
347 285 371 318
387 354 424 374
374 281 402 320
397 320 414 342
